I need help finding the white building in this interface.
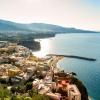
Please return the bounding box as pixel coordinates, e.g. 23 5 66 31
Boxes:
67 84 81 100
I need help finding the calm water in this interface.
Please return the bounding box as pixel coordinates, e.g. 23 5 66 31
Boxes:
33 33 100 100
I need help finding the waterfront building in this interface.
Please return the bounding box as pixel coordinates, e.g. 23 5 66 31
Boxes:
67 84 81 100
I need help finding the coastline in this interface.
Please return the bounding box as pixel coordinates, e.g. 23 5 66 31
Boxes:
0 41 89 100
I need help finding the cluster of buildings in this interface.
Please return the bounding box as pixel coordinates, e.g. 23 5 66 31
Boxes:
32 69 81 100
0 41 38 84
0 41 82 100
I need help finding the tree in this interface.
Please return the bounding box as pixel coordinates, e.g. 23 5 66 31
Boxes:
70 72 77 76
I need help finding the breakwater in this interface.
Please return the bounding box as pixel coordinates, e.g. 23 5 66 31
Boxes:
47 54 96 61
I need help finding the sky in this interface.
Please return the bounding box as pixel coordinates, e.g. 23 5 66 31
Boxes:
0 0 100 31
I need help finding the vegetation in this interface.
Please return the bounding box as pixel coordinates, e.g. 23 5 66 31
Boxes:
0 33 34 42
32 94 50 100
0 32 55 43
0 83 50 100
25 82 32 91
0 84 11 99
0 76 89 100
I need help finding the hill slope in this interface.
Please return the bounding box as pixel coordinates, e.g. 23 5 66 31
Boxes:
0 19 98 33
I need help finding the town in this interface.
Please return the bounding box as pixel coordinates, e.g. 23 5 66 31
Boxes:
0 41 89 100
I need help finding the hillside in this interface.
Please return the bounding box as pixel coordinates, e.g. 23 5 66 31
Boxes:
0 19 98 33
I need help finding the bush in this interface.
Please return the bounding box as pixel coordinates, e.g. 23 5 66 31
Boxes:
28 89 38 97
25 82 32 91
32 94 50 100
11 95 22 100
11 87 16 94
11 85 25 94
4 98 10 100
24 97 32 100
0 84 11 98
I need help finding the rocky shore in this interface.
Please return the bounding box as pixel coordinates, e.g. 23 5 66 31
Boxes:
0 41 89 100
18 40 41 51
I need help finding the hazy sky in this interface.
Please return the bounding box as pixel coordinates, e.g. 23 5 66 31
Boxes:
0 0 100 31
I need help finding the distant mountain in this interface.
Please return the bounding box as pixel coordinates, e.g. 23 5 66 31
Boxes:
0 19 98 33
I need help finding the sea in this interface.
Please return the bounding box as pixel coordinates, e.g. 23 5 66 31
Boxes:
33 33 100 100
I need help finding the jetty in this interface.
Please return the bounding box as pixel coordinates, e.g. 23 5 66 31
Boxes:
47 54 96 61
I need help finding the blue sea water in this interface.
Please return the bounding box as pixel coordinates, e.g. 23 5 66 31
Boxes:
34 33 100 100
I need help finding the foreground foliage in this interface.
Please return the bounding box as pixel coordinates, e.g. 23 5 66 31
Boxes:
0 83 50 100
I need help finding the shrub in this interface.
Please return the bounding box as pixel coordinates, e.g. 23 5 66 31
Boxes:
25 82 32 91
0 84 11 98
11 85 25 94
11 87 16 94
4 98 10 100
28 89 38 97
32 94 50 100
24 97 32 100
11 95 22 100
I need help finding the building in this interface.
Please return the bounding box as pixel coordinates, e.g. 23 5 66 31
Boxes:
0 41 8 48
67 84 81 100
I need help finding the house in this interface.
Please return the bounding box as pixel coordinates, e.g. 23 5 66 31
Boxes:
67 84 81 100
